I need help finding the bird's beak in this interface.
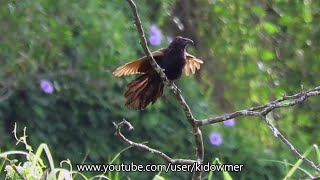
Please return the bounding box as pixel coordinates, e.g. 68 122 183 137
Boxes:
183 38 194 44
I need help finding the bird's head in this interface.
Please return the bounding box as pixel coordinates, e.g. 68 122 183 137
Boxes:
169 36 194 49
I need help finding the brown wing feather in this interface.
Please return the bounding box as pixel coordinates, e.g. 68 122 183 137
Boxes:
184 52 204 76
113 49 165 77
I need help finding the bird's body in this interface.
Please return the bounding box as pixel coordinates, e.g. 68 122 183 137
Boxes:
113 36 203 110
159 46 186 80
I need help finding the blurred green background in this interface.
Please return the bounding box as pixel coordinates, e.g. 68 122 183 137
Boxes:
1 0 320 179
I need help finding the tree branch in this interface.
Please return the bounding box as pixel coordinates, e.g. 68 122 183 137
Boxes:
261 115 320 172
125 0 196 123
113 120 197 165
125 0 203 179
197 86 320 126
197 86 320 173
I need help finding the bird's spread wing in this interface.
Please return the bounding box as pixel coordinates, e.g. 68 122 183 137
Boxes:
184 52 204 76
113 49 165 77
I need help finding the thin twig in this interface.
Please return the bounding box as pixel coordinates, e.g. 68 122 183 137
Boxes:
195 109 260 126
113 120 197 165
262 116 320 173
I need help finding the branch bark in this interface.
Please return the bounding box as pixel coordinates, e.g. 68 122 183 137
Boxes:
197 86 320 126
261 116 320 172
113 120 197 165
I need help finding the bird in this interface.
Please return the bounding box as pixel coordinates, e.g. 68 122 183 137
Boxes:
113 36 203 110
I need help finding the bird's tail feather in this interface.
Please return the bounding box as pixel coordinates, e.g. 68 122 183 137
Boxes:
125 74 164 110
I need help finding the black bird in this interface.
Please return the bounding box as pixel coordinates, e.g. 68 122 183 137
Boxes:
113 36 203 110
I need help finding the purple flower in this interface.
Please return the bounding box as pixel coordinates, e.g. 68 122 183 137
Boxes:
40 79 54 94
167 36 173 43
148 24 162 46
223 118 235 127
209 132 223 146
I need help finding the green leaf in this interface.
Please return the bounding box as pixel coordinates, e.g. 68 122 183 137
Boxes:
208 158 233 180
261 50 274 61
278 15 294 26
243 44 258 57
303 0 312 23
251 6 266 17
262 22 279 34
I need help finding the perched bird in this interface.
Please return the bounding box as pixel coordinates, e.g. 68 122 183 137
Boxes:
113 36 203 110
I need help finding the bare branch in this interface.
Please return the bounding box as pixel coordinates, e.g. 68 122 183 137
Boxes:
125 0 196 124
196 109 260 126
125 0 204 179
113 120 197 165
260 90 320 115
262 116 320 173
197 86 320 173
126 0 170 85
198 86 320 126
